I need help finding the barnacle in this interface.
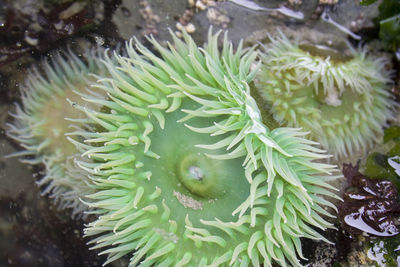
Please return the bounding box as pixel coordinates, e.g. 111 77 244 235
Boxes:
72 29 341 266
6 50 103 217
254 34 396 159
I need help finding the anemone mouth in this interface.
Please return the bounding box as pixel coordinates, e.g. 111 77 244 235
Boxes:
75 29 340 266
256 34 396 159
176 152 226 198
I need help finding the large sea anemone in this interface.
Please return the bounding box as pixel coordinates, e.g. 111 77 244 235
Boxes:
254 34 396 159
71 29 341 266
6 49 104 217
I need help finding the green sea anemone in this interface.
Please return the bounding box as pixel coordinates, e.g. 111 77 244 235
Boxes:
71 29 341 266
6 49 103 217
254 34 397 159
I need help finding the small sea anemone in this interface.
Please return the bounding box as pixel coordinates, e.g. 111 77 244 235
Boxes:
71 29 341 266
254 34 397 159
6 49 104 217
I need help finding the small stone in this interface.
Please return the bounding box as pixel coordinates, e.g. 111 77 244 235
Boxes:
195 0 207 10
185 23 196 33
319 0 338 4
176 22 184 31
175 31 183 38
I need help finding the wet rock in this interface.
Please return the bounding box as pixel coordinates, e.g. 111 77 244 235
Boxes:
0 1 97 67
312 0 381 39
305 227 353 266
112 0 187 41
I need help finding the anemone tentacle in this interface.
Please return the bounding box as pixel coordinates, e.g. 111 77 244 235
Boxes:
73 29 340 266
255 34 397 159
6 49 105 217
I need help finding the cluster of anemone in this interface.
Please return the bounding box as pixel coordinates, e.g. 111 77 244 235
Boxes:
254 34 396 159
6 50 106 217
6 27 394 266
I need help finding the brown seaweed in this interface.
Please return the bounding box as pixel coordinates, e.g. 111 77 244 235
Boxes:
339 163 400 237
